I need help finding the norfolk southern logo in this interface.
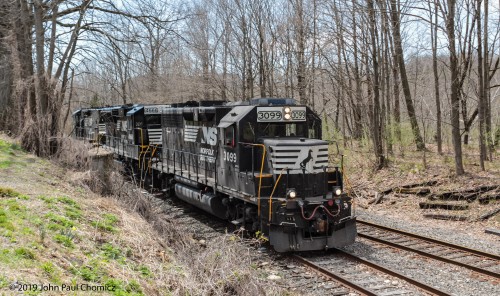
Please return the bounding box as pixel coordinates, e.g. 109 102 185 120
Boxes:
184 125 217 146
299 149 313 168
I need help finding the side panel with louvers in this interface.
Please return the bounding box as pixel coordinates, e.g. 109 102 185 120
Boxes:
147 128 162 145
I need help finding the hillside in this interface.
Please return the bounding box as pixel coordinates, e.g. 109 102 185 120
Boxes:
0 136 280 296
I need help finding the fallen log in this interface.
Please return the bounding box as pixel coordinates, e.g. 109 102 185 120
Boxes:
368 192 384 205
484 228 500 236
380 180 438 195
478 191 500 205
477 208 500 221
396 187 431 195
430 185 499 201
423 214 468 221
419 202 469 211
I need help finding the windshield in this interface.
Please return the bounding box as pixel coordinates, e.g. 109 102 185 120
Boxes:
257 122 308 138
146 115 161 126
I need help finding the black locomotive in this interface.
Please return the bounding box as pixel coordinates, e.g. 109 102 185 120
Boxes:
73 98 356 252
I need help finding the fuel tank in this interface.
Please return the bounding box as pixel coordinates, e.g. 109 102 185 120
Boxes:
174 183 227 219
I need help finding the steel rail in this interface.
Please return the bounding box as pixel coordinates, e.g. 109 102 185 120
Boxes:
357 219 500 261
294 251 450 296
334 249 451 296
358 231 500 279
292 254 378 296
357 220 500 279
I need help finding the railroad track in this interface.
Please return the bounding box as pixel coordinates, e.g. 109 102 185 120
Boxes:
293 250 450 296
357 219 500 280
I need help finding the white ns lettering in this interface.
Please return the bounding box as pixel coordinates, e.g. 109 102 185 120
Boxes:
201 127 217 146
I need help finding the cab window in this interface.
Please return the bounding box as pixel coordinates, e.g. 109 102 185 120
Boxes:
242 123 255 142
224 126 235 147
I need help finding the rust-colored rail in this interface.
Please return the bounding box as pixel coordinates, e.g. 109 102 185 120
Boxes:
357 219 500 279
294 251 450 296
335 249 451 296
292 254 378 296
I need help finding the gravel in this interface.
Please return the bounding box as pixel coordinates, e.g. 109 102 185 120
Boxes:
341 237 499 296
339 209 500 296
356 209 500 256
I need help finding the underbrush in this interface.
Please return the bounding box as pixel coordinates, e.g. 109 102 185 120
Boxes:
1 135 283 295
98 171 276 295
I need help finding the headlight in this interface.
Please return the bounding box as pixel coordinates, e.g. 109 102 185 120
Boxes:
287 189 297 199
334 188 342 196
283 107 292 120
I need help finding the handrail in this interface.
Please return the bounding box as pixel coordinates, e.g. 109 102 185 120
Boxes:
268 167 287 223
238 142 266 218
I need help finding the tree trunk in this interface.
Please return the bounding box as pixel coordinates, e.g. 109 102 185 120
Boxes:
379 0 392 155
257 9 266 98
390 0 425 151
445 0 465 175
295 0 307 105
351 0 363 139
430 0 442 154
483 0 492 160
367 0 385 169
476 0 486 170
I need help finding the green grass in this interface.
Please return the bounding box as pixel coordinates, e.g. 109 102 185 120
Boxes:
104 278 143 296
54 231 75 248
0 139 22 152
101 243 122 260
91 213 119 233
21 226 34 235
135 265 151 278
14 247 36 260
0 208 15 231
0 275 8 289
0 139 154 295
44 213 74 228
40 261 61 283
38 195 56 204
65 206 82 219
57 196 80 208
0 249 12 264
0 187 29 199
71 260 108 282
0 139 26 169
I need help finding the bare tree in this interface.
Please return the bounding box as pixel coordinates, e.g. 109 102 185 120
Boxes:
443 0 465 174
390 0 425 151
429 0 443 154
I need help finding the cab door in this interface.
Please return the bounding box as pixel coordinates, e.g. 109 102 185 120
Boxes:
217 124 239 190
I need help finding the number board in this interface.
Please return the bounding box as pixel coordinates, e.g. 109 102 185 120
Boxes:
144 105 171 114
256 107 306 122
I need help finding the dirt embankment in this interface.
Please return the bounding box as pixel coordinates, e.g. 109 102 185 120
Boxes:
0 136 282 296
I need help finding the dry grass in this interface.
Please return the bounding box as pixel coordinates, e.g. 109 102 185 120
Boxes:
0 135 286 296
100 171 281 295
